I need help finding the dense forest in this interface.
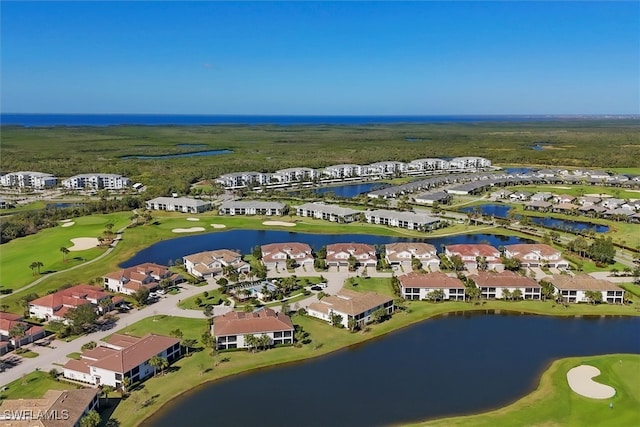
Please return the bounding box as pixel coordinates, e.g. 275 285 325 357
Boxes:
1 120 639 197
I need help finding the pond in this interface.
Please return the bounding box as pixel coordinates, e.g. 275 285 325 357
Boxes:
120 230 534 267
45 202 84 209
144 313 640 427
120 149 232 160
504 167 535 174
460 204 609 232
298 182 390 198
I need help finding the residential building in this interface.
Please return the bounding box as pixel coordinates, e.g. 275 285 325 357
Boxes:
273 167 318 183
212 307 294 350
509 191 532 201
307 289 394 328
296 203 361 223
325 243 377 268
448 156 492 170
0 198 6 209
219 201 285 216
364 209 441 231
385 242 439 270
0 312 46 351
183 249 250 279
322 164 362 178
145 196 211 213
530 192 553 202
366 161 408 176
63 333 181 388
445 244 503 271
553 194 576 204
0 388 99 427
62 173 130 190
103 263 183 295
413 191 452 205
504 244 569 269
0 171 57 189
29 285 114 323
468 271 541 300
397 272 466 301
546 274 625 304
215 171 272 188
525 201 552 212
261 242 314 270
407 158 450 172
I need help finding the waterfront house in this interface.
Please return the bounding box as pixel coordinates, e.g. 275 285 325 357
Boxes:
503 243 569 269
145 196 211 213
385 242 439 270
366 161 408 176
29 285 115 323
62 173 130 190
307 289 394 329
448 157 492 170
530 192 553 202
0 171 57 189
468 271 541 300
397 272 466 301
272 167 318 183
63 333 181 388
601 198 626 210
509 191 532 201
325 243 377 268
364 209 441 231
219 200 285 216
212 307 294 350
183 249 250 279
491 189 513 200
261 242 314 270
413 191 452 205
296 202 361 223
407 158 450 172
525 200 552 212
546 274 625 304
103 263 183 295
322 164 362 178
445 244 503 271
0 388 99 427
551 202 579 213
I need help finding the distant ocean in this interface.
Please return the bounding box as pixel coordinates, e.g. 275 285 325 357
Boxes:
1 114 636 127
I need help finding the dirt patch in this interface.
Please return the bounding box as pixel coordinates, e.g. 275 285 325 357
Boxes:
262 221 296 227
172 227 205 233
68 237 99 251
566 365 615 399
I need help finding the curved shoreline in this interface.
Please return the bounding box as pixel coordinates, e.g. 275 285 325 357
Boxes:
132 307 639 427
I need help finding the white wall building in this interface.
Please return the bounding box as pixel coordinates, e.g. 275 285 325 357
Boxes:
398 272 466 301
62 173 130 190
384 242 439 270
307 289 394 329
219 201 285 216
212 308 294 350
146 196 211 213
0 171 57 189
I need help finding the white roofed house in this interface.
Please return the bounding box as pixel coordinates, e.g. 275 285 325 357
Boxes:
296 202 361 223
322 164 362 178
145 196 212 213
468 271 541 300
364 209 442 231
261 242 314 270
307 289 394 329
183 249 250 279
385 242 439 270
272 167 318 183
0 171 58 189
325 243 377 268
504 244 569 269
219 200 285 216
397 272 466 301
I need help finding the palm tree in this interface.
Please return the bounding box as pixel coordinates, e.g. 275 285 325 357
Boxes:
149 355 162 376
182 338 197 356
158 356 169 375
29 261 39 276
35 261 43 274
60 247 70 262
10 323 28 349
121 376 131 394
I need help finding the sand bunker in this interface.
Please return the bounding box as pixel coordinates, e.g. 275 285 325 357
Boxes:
210 223 227 229
61 222 75 228
68 237 99 251
262 221 296 227
60 219 73 223
186 217 200 221
585 194 612 198
172 227 205 233
566 365 616 399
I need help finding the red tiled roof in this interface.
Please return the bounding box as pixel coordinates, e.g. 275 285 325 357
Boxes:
308 289 392 316
214 307 294 337
104 262 171 282
0 312 23 322
546 274 624 292
398 272 465 289
261 242 313 263
468 271 540 288
89 334 179 373
29 285 109 309
445 244 500 258
385 242 437 255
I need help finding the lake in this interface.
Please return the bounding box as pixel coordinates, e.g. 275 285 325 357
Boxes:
120 149 232 160
311 182 390 198
460 204 609 232
120 230 533 267
144 313 640 427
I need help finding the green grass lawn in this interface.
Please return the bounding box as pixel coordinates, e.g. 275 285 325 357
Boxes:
66 352 82 360
0 211 131 291
177 289 225 310
17 350 39 358
344 276 395 296
414 353 640 427
0 370 80 399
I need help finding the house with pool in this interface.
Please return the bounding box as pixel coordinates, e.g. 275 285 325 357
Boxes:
63 333 181 388
212 307 294 350
385 242 439 271
307 289 394 329
183 249 250 279
467 271 541 300
397 272 466 301
261 242 314 270
546 274 625 304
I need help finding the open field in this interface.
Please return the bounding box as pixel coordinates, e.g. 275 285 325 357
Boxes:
2 121 639 196
0 370 80 400
0 212 130 291
344 276 395 296
415 353 640 427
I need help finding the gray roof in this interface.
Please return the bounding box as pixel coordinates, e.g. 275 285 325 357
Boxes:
147 197 211 207
365 209 440 224
220 201 285 209
296 203 360 216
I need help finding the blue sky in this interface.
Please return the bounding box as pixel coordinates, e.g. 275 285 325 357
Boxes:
1 1 638 115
